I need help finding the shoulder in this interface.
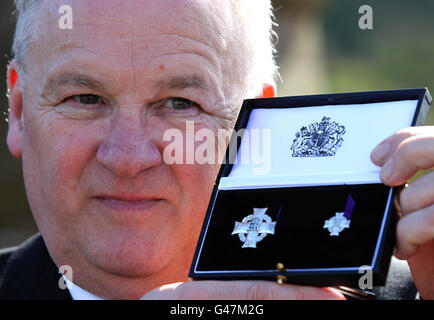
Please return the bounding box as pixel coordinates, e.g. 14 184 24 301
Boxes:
0 234 44 298
0 234 71 300
0 246 17 270
0 234 45 274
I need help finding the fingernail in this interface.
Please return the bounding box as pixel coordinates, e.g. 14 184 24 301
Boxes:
381 158 394 181
372 142 390 162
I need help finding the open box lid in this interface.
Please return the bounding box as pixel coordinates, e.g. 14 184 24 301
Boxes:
189 89 431 287
218 88 431 190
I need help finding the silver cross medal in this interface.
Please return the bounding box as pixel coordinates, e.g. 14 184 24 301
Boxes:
323 194 355 236
232 208 276 248
323 212 350 236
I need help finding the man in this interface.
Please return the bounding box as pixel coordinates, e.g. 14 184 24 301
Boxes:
0 0 433 300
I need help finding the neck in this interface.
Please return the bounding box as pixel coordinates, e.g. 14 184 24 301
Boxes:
52 247 194 300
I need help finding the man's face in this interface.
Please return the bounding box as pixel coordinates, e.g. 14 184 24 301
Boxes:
12 0 243 280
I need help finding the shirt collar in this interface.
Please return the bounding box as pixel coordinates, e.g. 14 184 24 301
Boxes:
63 276 104 300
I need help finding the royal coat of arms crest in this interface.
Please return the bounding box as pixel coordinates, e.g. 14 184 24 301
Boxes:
290 116 346 157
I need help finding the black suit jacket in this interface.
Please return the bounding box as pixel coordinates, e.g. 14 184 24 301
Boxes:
0 234 72 300
0 233 419 300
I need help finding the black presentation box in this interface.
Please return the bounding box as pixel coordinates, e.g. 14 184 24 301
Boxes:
189 88 432 288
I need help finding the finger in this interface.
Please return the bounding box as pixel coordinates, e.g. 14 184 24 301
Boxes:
370 127 432 166
394 204 434 260
379 135 434 186
399 171 434 214
208 280 347 300
144 280 345 300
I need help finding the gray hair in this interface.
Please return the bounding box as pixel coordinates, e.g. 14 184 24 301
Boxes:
11 0 39 72
12 0 278 97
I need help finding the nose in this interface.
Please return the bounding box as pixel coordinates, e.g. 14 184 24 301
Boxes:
96 114 162 178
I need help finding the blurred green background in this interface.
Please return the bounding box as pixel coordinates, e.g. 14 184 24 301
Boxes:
0 0 433 247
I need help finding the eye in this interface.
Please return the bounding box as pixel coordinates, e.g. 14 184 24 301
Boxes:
71 94 103 105
55 94 106 119
164 97 198 110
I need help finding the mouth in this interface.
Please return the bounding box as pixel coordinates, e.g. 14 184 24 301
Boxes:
94 195 164 212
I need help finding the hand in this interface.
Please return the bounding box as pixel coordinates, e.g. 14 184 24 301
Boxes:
142 280 345 300
371 126 434 299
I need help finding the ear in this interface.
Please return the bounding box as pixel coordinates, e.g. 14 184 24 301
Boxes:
6 60 23 158
257 84 276 98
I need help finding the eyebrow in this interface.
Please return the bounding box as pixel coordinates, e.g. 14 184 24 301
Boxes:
154 75 209 91
43 72 106 95
42 72 209 98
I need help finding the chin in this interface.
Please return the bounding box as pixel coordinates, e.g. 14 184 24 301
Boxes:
83 230 179 278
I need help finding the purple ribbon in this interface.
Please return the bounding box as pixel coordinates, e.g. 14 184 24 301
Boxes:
276 205 283 222
343 194 355 220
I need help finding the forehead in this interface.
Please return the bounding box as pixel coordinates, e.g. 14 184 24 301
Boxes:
30 0 235 61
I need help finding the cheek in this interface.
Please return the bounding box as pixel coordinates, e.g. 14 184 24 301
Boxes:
164 128 220 200
49 131 96 192
171 162 219 247
173 161 220 218
23 115 100 209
